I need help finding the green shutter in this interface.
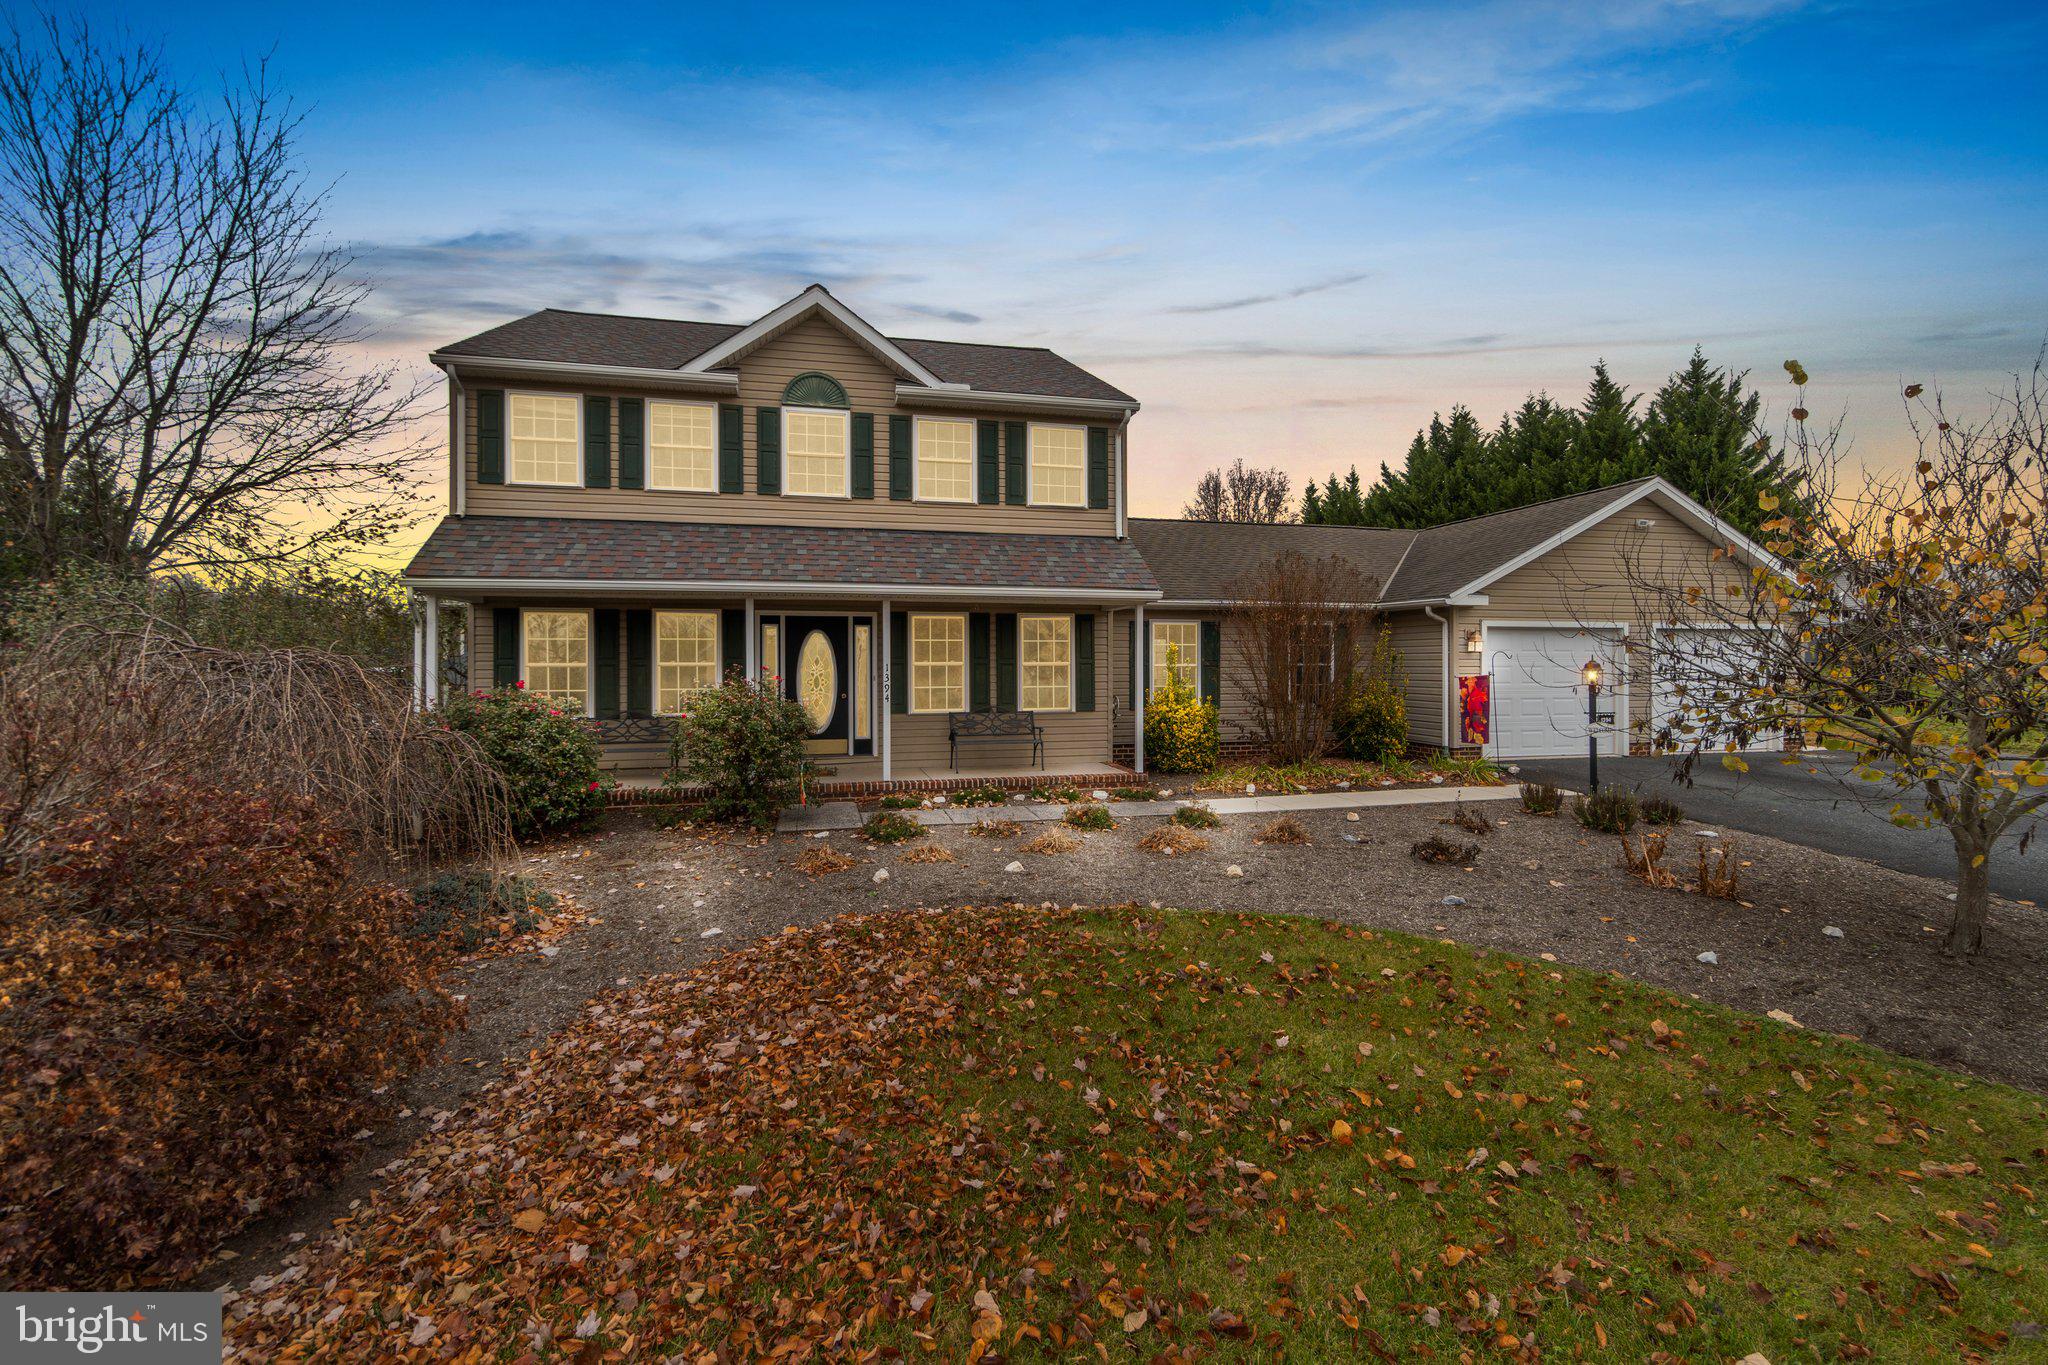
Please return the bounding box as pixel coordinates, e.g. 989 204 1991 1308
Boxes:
583 396 612 488
720 609 745 683
1128 619 1138 706
626 610 652 715
718 405 743 493
1075 613 1096 711
888 415 911 500
1003 421 1027 506
995 613 1018 711
977 421 999 505
616 398 644 490
492 608 518 688
851 413 874 499
1200 620 1222 708
477 390 505 484
1087 426 1109 509
889 611 908 713
969 612 992 711
594 609 621 718
756 408 781 495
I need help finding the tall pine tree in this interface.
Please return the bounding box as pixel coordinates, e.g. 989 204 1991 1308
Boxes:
1639 348 1800 537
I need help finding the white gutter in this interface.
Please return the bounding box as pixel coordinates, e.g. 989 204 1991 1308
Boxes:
1423 605 1454 749
404 575 1162 604
1113 411 1131 539
440 362 466 516
893 384 1139 418
428 353 741 394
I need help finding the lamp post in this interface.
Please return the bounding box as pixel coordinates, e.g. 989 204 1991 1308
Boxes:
1582 657 1604 791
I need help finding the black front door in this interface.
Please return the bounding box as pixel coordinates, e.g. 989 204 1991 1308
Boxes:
784 616 850 755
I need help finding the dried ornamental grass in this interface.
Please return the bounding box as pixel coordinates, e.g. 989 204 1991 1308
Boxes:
1137 825 1210 856
793 846 860 877
1440 802 1493 836
968 818 1021 839
1253 814 1311 845
1411 833 1479 865
1019 828 1081 856
897 845 956 865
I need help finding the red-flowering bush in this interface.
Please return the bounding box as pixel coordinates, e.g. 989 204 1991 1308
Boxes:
0 780 459 1288
439 686 608 837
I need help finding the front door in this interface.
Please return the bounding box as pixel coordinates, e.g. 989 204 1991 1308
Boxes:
784 616 851 756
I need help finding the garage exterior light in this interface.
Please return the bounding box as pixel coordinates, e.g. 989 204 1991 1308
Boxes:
1463 629 1483 653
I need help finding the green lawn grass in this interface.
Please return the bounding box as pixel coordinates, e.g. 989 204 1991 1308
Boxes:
235 906 2047 1360
1189 754 1503 794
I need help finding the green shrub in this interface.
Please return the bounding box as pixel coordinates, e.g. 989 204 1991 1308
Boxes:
665 677 813 828
861 811 925 844
406 870 555 952
952 784 1010 807
1063 803 1114 831
1334 628 1408 762
440 686 608 837
1441 803 1491 836
1640 792 1687 826
1573 785 1641 835
878 793 923 811
1519 781 1565 815
1173 802 1222 829
1144 650 1220 773
1111 785 1165 801
1027 784 1083 803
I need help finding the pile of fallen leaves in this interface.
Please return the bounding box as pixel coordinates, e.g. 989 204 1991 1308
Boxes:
898 845 956 864
226 906 2048 1360
1253 814 1311 845
1018 828 1080 856
792 845 859 877
1137 824 1210 856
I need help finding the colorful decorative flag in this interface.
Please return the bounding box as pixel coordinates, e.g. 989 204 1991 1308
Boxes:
1458 674 1491 745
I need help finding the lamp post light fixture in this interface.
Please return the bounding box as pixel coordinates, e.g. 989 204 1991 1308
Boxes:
1582 657 1605 791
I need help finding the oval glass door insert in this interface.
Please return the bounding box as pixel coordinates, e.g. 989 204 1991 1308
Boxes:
796 630 836 732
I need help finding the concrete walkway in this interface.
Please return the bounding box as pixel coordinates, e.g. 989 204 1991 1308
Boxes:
777 783 1517 833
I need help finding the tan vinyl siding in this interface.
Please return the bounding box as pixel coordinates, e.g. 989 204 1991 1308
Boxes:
1450 497 1754 739
461 316 1117 535
1382 609 1446 747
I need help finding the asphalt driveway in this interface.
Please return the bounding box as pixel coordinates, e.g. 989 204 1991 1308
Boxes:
1512 750 2046 905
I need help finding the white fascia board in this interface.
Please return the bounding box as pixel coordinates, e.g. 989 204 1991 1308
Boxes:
681 285 961 389
428 353 739 393
404 576 1162 604
894 384 1139 418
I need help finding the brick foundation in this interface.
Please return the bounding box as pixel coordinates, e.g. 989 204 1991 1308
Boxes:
611 767 1148 807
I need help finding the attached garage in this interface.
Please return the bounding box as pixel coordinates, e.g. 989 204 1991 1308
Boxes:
1482 624 1629 759
1650 627 1783 752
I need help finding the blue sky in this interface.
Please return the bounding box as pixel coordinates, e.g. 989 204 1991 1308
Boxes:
95 0 2048 522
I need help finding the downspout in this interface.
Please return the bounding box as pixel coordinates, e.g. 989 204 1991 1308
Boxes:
1423 605 1453 750
441 362 466 517
1114 411 1132 539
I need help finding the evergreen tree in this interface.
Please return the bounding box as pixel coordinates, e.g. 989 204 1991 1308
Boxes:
1640 348 1803 537
1487 394 1583 505
1576 360 1650 487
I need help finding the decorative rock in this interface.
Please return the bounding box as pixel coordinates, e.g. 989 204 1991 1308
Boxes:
1766 1008 1803 1028
1345 811 1360 822
1695 829 1721 838
1004 860 1025 873
933 795 947 806
1341 834 1360 843
699 927 723 938
1823 925 1844 938
1335 781 1351 790
1090 789 1109 801
1696 951 1719 965
872 869 890 884
1225 864 1244 878
1429 775 1444 785
1441 895 1466 907
1245 784 1256 795
1539 952 1557 962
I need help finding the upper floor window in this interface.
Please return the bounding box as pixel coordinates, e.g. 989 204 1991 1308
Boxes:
1028 424 1085 507
1019 614 1073 711
909 614 967 714
914 417 974 503
509 393 580 486
1150 620 1200 696
784 408 848 497
649 401 716 492
656 610 720 712
522 609 590 711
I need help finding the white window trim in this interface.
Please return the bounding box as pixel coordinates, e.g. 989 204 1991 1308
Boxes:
912 415 976 505
907 612 968 715
780 405 852 500
1018 612 1076 713
653 608 723 715
1026 421 1087 508
519 607 595 717
506 391 584 489
646 399 720 495
1149 619 1202 698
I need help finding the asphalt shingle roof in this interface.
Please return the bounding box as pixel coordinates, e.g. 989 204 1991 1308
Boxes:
1379 478 1659 600
404 517 1159 595
1127 519 1413 603
436 310 1133 403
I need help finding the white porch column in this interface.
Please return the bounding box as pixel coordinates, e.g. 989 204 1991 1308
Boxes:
423 595 441 707
1132 603 1146 775
410 597 427 711
880 599 893 782
744 597 757 683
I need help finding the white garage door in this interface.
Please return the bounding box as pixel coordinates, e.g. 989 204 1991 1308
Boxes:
1485 625 1627 759
1651 628 1782 752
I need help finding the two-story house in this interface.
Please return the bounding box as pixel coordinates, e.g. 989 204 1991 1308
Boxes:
405 285 1783 785
404 285 1161 786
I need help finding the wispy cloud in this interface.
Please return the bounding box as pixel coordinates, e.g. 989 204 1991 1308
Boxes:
1102 328 1771 366
1166 271 1371 315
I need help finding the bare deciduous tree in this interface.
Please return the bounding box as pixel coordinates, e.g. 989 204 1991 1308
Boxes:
1626 358 2047 955
1223 551 1376 762
0 14 430 578
1183 459 1293 523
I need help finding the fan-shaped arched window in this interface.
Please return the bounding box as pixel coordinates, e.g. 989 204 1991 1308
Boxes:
781 371 848 408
